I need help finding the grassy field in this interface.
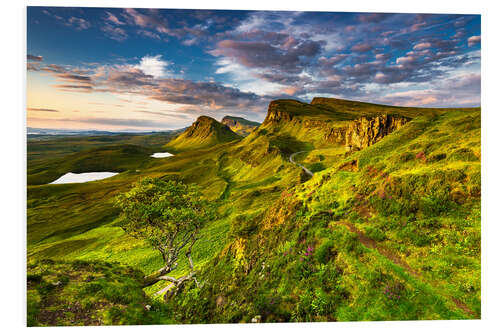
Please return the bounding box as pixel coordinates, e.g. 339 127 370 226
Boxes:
26 98 481 325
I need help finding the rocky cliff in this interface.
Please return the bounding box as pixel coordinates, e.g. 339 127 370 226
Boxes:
261 99 410 151
344 115 409 151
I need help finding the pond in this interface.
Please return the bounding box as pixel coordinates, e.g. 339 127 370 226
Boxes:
151 152 174 158
50 172 119 184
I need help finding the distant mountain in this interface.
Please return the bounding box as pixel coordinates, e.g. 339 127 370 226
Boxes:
26 127 182 136
165 116 241 151
221 116 260 137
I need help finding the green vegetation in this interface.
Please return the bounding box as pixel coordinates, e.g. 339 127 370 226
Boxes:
166 115 241 151
115 177 215 290
27 97 481 325
221 115 260 136
27 259 172 326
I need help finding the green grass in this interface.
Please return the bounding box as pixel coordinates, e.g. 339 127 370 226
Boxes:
26 97 481 324
27 259 173 326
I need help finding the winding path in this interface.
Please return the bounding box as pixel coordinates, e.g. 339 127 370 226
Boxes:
289 151 314 177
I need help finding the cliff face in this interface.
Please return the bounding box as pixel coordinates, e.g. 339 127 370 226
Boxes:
262 99 410 151
344 115 409 151
262 100 298 125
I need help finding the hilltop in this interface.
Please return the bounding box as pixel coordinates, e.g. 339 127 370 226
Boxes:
165 116 241 152
255 98 476 152
221 116 260 137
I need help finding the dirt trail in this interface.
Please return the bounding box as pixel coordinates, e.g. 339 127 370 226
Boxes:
337 220 477 318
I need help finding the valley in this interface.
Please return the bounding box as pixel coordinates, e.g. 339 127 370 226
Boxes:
27 97 481 325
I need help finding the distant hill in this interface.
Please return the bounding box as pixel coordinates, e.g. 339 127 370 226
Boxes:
165 116 241 151
221 116 260 137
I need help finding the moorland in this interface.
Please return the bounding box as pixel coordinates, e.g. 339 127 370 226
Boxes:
26 97 481 325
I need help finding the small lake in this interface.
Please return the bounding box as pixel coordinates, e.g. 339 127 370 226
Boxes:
151 152 174 158
50 172 119 184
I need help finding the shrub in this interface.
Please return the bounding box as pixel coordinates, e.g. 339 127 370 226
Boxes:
365 226 386 242
230 213 260 238
428 153 447 162
314 239 335 264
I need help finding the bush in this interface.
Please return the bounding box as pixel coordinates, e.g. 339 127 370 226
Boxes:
428 153 447 162
448 148 478 162
314 239 335 264
229 213 260 238
365 226 386 242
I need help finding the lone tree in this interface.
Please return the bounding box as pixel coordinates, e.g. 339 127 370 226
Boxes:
115 177 214 295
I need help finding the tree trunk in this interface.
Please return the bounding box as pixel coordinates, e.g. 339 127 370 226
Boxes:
142 265 173 287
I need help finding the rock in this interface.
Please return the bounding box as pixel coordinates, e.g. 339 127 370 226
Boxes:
251 315 262 323
344 115 409 151
216 295 226 308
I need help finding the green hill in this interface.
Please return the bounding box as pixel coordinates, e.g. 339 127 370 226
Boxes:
165 116 241 152
221 116 260 136
26 97 481 324
167 106 481 323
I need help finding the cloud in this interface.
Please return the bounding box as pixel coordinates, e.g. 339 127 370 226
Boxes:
358 13 393 23
101 23 128 41
468 35 481 47
55 73 92 83
105 11 125 25
351 43 372 53
27 63 40 71
27 54 43 62
42 10 91 31
52 84 93 92
413 42 431 50
40 64 67 73
134 55 170 78
137 29 161 40
27 107 59 112
134 110 191 119
396 55 418 65
210 38 322 74
68 17 91 30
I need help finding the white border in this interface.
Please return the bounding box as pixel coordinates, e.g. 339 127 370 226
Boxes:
2 1 499 332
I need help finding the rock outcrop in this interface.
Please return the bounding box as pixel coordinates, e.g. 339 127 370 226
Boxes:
261 99 410 151
262 100 299 125
344 115 409 151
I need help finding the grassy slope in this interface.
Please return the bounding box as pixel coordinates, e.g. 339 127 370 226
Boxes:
165 116 242 152
26 98 481 324
27 259 172 326
165 108 480 323
27 131 299 297
222 116 261 136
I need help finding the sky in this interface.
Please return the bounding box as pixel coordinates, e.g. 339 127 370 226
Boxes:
26 7 481 131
